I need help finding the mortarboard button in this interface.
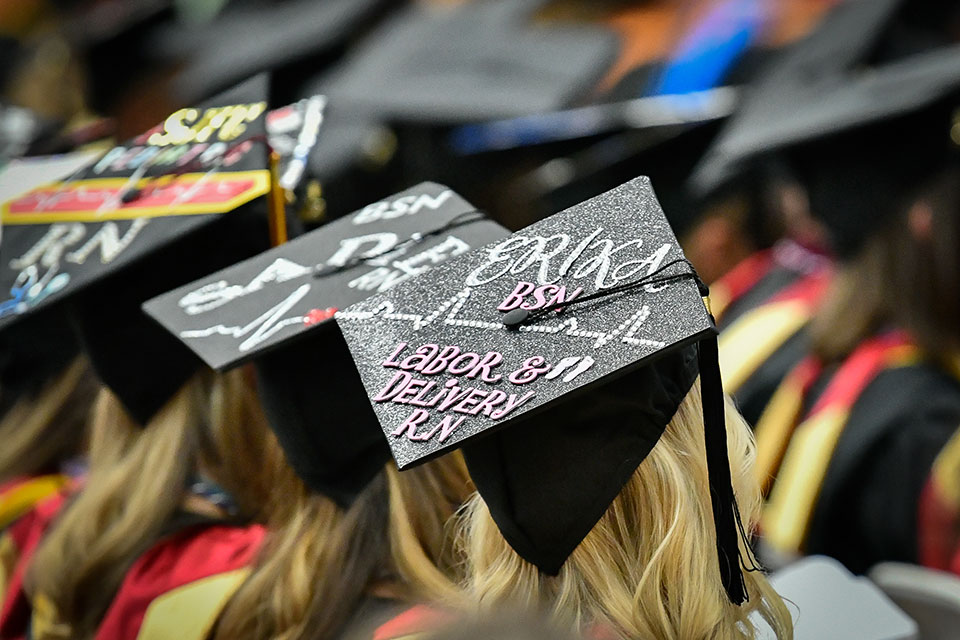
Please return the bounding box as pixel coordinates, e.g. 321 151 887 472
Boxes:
501 308 529 329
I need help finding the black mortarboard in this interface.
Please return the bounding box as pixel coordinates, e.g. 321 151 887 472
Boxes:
0 301 79 413
0 74 276 424
149 0 392 104
311 0 616 124
337 177 748 603
143 183 510 506
691 0 960 256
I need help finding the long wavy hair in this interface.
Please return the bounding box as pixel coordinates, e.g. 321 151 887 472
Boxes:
25 367 277 640
453 382 794 640
0 357 100 483
213 453 472 640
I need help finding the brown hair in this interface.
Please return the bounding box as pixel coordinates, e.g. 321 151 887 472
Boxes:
26 368 276 640
0 357 99 482
809 167 960 364
213 454 472 640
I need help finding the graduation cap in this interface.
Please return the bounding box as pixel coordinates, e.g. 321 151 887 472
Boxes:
149 0 392 104
143 183 510 505
0 74 280 423
0 301 80 412
336 177 749 603
311 0 617 124
691 0 960 256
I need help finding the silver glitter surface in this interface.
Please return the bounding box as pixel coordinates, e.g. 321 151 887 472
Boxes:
337 177 714 469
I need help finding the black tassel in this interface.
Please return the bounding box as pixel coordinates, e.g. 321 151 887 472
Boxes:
699 330 748 605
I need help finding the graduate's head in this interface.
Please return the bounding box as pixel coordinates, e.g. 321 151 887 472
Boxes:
0 297 101 482
803 98 960 362
453 383 790 640
26 366 277 640
18 78 281 640
0 356 99 484
334 179 793 639
211 329 473 640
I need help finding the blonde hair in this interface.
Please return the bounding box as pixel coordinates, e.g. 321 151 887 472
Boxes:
454 381 793 640
26 368 276 640
0 356 99 482
214 453 472 640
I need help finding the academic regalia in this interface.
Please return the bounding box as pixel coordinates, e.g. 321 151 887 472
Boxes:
755 331 960 572
144 183 511 635
0 476 68 533
0 491 67 640
338 177 754 611
93 521 265 640
340 599 429 640
718 254 831 426
916 417 960 574
370 605 453 640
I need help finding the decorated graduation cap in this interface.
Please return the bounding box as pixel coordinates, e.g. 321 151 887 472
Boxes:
144 183 509 506
0 74 280 424
691 0 960 256
336 177 748 603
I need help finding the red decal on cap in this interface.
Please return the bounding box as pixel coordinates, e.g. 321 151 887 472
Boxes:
303 307 337 326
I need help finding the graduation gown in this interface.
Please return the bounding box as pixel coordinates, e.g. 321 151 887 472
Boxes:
92 521 265 640
0 491 67 640
370 605 454 640
0 475 68 532
336 598 422 640
755 330 960 573
718 265 830 426
917 427 960 574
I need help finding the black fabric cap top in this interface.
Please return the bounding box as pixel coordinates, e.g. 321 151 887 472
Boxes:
466 347 699 575
144 183 510 505
0 300 79 409
0 74 275 424
337 177 748 602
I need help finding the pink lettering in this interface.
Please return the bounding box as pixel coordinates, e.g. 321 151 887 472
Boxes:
490 392 536 419
408 381 440 407
546 285 582 308
392 408 429 439
382 343 408 368
451 388 487 414
447 352 480 376
422 345 460 376
464 351 503 383
437 415 466 442
471 389 508 416
373 371 412 402
508 357 551 385
394 379 428 404
401 344 439 372
497 281 536 311
438 385 472 412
